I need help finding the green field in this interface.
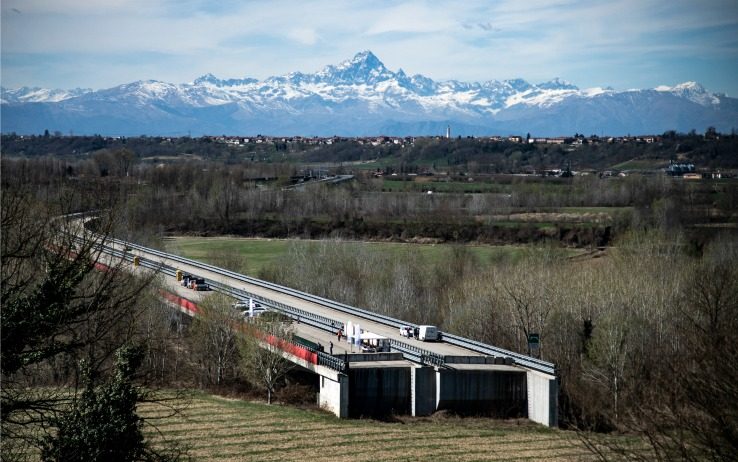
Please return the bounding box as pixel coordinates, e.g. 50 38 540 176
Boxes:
165 237 580 276
139 391 601 462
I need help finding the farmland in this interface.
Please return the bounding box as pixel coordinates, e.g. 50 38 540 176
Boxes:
164 237 584 276
140 391 606 462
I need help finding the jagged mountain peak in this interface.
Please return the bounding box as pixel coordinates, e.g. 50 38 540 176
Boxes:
537 78 578 91
193 73 258 87
655 81 705 93
317 50 393 85
342 50 383 68
656 81 717 105
193 73 220 85
504 78 533 92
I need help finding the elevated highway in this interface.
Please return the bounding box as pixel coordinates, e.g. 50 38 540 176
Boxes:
93 235 558 426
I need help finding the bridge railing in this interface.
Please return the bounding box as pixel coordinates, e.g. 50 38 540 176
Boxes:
388 339 445 368
99 237 555 375
279 336 347 373
81 240 353 374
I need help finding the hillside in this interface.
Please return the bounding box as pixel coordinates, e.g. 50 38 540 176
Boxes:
138 391 606 462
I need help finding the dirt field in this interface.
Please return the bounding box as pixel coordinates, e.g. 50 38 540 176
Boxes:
139 392 601 462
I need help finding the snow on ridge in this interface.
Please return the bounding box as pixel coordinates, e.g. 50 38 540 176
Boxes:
1 52 725 114
1 86 92 103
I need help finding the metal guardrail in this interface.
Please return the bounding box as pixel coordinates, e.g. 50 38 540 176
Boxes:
110 238 409 328
103 237 555 375
280 336 348 373
388 339 446 368
92 242 351 373
442 333 555 375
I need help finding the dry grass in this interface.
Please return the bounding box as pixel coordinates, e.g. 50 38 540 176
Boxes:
139 391 601 462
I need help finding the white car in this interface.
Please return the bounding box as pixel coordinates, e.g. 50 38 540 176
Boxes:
233 300 263 309
241 307 268 318
233 300 266 317
399 325 413 338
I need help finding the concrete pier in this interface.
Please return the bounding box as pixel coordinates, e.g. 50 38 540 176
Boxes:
526 370 558 427
318 373 349 418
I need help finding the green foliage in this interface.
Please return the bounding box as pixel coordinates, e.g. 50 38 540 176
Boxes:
1 251 91 377
41 347 146 462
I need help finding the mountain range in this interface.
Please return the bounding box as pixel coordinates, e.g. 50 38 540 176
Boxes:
2 51 736 137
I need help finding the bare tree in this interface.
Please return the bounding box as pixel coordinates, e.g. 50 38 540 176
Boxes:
239 317 295 404
188 292 242 387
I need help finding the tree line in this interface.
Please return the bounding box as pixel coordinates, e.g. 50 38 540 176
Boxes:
5 155 736 250
3 129 738 171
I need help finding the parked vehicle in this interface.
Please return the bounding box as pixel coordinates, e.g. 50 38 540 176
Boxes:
241 307 268 318
233 300 252 310
234 299 266 317
193 278 209 291
417 325 440 341
399 325 413 338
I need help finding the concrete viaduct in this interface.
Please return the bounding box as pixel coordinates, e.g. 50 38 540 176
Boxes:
96 236 558 427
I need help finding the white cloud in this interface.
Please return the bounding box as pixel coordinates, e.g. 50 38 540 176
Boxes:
287 28 319 46
1 0 736 93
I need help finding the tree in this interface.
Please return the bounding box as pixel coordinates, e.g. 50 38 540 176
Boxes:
0 185 158 457
188 292 242 386
239 317 295 404
581 311 633 426
41 347 145 462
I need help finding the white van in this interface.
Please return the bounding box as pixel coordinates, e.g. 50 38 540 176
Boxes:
417 325 440 341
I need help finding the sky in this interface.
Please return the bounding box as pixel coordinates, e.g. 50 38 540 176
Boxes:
2 0 737 95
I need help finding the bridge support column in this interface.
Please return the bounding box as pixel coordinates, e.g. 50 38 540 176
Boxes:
318 373 349 418
526 371 558 427
411 366 436 416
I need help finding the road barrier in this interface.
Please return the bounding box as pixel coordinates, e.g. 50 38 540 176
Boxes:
96 237 555 375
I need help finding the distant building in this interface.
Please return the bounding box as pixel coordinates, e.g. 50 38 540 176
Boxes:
446 125 451 139
666 160 695 176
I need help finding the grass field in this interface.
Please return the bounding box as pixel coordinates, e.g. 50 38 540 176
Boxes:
139 391 600 462
165 237 580 276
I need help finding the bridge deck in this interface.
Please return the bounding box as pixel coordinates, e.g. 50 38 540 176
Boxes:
129 243 486 361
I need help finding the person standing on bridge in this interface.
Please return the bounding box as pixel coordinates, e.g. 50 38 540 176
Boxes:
329 341 333 355
337 328 343 342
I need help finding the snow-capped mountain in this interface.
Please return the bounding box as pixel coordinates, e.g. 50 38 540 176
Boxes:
1 51 736 136
1 86 92 104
